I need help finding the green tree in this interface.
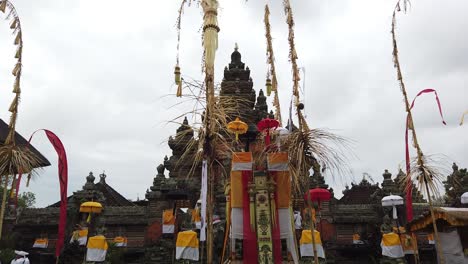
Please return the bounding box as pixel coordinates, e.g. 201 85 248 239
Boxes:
0 186 36 209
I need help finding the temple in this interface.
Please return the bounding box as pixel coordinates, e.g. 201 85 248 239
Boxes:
4 49 468 264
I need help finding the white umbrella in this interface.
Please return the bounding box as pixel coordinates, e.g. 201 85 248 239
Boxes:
382 195 404 219
461 192 468 204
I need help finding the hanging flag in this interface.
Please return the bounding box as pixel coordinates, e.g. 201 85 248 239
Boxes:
381 232 404 258
113 236 127 247
200 160 207 241
299 230 325 259
268 153 291 264
405 89 446 221
86 235 108 262
28 129 68 257
162 209 175 234
176 230 199 261
33 238 49 249
230 152 258 263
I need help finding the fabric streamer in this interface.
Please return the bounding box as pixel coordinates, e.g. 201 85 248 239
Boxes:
200 160 208 241
27 129 68 258
405 89 446 221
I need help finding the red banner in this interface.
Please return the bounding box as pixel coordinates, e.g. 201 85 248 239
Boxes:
242 170 258 263
405 89 445 221
28 129 68 258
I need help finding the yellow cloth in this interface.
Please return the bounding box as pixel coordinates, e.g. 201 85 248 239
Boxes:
34 238 48 244
87 235 109 250
113 237 127 243
191 209 201 223
73 229 88 239
300 230 322 245
163 210 175 225
382 233 401 247
176 231 199 248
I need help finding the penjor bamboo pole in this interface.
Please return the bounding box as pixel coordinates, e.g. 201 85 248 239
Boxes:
423 171 444 264
391 3 443 263
201 1 219 262
0 175 10 239
306 192 319 264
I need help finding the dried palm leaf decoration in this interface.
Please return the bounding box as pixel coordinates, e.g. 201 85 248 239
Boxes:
0 0 41 239
264 4 282 124
391 1 446 263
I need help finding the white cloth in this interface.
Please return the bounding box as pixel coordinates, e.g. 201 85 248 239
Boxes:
294 212 302 229
200 160 208 241
10 258 30 264
86 248 107 262
300 243 325 259
381 243 404 258
176 246 199 261
439 230 467 264
162 225 174 234
278 208 299 264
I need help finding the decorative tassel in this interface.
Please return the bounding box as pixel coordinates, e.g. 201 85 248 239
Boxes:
26 173 31 187
87 213 92 223
265 78 272 96
8 96 18 112
12 77 20 93
12 62 21 76
15 46 21 59
10 18 16 29
460 110 468 126
14 31 21 45
0 1 6 13
176 81 182 97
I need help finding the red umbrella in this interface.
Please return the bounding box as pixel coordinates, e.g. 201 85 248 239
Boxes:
257 118 280 146
304 188 331 210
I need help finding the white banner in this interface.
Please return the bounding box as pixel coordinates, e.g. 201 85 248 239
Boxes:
200 160 208 241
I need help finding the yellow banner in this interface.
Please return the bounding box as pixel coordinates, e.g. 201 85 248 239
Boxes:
300 230 322 245
163 210 175 225
87 235 109 250
176 231 199 248
382 233 401 247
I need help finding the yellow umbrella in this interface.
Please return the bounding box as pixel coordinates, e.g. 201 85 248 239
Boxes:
80 201 103 222
227 117 248 141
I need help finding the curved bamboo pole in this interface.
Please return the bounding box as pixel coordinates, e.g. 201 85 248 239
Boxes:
391 1 443 263
0 0 25 240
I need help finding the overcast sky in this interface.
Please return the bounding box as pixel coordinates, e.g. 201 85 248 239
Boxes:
0 0 466 207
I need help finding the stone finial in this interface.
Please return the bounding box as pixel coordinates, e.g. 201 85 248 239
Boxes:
99 171 107 184
156 164 165 177
383 169 392 180
453 162 459 172
83 172 96 190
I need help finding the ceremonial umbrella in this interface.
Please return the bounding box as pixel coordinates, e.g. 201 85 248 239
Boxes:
303 188 331 263
462 192 468 204
80 201 103 222
382 195 403 219
227 117 248 141
257 117 280 146
304 188 332 210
